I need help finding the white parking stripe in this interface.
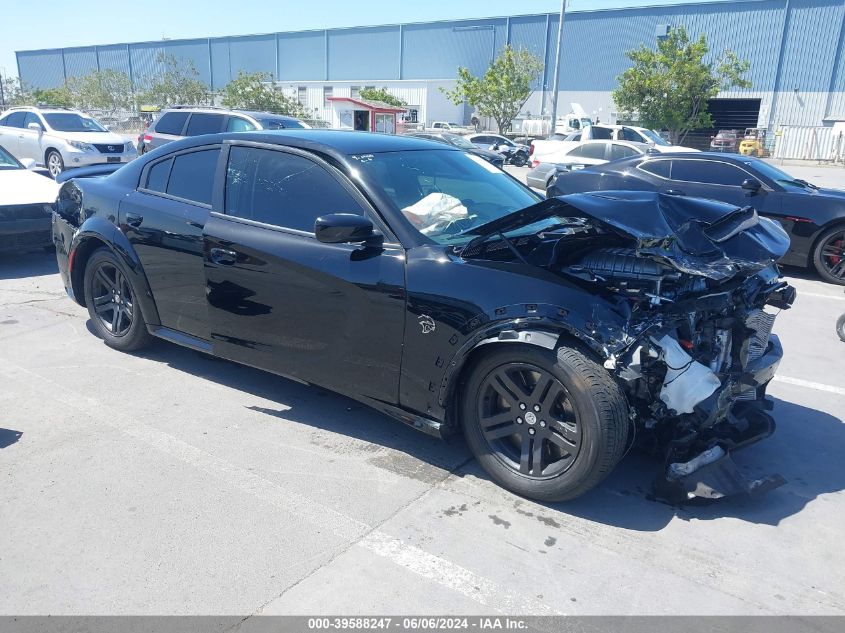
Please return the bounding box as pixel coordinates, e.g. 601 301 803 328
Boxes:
0 357 559 617
796 291 845 302
773 375 845 396
359 530 561 615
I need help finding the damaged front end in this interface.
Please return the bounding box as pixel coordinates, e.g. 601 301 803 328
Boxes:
463 192 797 504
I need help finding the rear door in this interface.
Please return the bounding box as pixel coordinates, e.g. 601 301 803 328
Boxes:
202 142 406 403
120 144 220 339
18 113 44 162
0 112 26 157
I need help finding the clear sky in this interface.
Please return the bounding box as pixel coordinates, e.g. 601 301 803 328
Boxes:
0 0 736 81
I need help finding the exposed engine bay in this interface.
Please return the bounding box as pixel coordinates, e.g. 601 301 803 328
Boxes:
459 192 797 504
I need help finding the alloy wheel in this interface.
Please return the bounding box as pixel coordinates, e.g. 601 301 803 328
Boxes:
90 262 134 337
476 362 582 479
47 152 63 178
820 230 845 281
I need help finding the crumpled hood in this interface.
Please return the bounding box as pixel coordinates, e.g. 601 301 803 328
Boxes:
0 169 60 205
468 191 791 281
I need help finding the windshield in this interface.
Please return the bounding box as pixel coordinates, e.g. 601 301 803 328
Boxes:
446 135 476 149
0 144 21 169
258 117 306 130
640 129 671 146
349 149 541 245
44 113 107 133
744 158 816 190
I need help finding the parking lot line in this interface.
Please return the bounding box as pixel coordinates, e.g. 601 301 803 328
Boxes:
797 291 845 302
773 375 845 396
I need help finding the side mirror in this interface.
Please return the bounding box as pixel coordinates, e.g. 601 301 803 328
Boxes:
315 213 379 244
19 158 37 170
27 122 43 133
741 178 762 195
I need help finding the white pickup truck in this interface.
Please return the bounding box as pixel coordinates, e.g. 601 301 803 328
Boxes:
529 124 697 166
427 121 473 133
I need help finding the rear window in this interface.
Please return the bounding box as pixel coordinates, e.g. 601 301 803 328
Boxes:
165 149 220 205
185 113 225 136
155 112 189 135
145 158 173 192
256 117 306 130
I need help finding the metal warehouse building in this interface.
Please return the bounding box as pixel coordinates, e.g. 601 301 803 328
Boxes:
14 0 845 148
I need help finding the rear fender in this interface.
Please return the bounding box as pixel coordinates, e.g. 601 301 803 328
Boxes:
68 217 160 326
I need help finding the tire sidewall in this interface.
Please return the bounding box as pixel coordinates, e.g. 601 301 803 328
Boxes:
461 345 612 501
83 248 148 350
813 225 845 285
47 150 64 179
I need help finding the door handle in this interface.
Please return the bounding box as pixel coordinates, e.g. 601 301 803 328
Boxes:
665 188 685 196
125 212 143 227
210 247 238 266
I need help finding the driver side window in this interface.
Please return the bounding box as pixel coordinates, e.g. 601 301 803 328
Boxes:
224 146 366 232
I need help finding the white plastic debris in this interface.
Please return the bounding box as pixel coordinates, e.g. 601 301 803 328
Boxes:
401 193 468 235
653 334 721 414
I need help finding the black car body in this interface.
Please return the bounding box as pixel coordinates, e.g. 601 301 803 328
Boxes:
550 152 845 284
53 131 794 503
404 131 505 168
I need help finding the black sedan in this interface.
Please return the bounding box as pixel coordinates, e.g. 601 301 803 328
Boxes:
550 152 845 284
403 131 505 168
53 130 794 504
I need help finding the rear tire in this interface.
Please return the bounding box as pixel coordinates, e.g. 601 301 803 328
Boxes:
83 248 152 352
812 225 845 285
836 313 845 343
512 153 528 167
461 344 629 502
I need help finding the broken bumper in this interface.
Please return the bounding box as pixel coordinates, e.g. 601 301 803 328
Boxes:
653 335 786 505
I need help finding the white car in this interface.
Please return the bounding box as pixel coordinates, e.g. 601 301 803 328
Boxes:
525 140 650 190
0 143 59 252
0 107 137 179
530 124 697 166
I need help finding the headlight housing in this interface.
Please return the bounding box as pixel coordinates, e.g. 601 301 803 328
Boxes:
69 140 96 152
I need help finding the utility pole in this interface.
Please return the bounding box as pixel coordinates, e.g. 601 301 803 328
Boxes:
0 70 5 108
548 0 566 135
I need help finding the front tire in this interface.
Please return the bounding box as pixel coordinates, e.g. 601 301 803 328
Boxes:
511 153 528 167
461 344 629 502
813 225 845 285
46 150 64 179
83 248 152 352
836 313 845 342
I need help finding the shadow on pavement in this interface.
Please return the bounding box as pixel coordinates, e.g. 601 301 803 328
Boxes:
125 334 843 530
0 428 23 449
0 249 58 281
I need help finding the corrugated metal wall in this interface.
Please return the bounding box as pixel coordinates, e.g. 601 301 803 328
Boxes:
14 0 845 128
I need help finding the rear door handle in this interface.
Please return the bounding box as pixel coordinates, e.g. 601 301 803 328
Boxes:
125 212 143 227
210 247 238 266
665 188 685 196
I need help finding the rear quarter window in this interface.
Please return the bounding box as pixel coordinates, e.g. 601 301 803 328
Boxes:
155 112 189 135
639 159 671 178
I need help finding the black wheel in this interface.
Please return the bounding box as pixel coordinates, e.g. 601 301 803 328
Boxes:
511 153 528 167
83 248 152 351
461 344 629 502
813 225 845 285
46 150 64 179
837 313 845 343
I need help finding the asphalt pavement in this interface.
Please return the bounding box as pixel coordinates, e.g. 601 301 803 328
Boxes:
0 163 843 617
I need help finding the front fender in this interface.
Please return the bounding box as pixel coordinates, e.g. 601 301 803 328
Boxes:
68 217 160 326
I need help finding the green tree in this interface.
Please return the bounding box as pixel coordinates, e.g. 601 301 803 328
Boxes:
30 86 73 108
613 25 751 144
442 46 543 133
138 53 210 107
66 69 133 117
358 87 406 107
0 75 27 106
220 71 310 118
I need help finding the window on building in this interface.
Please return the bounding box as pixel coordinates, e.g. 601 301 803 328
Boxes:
323 86 333 107
375 113 395 134
297 86 307 105
350 86 360 99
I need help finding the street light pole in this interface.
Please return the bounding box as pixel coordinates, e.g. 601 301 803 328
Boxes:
548 0 566 135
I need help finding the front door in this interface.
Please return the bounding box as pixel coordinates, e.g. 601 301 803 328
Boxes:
202 143 406 404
